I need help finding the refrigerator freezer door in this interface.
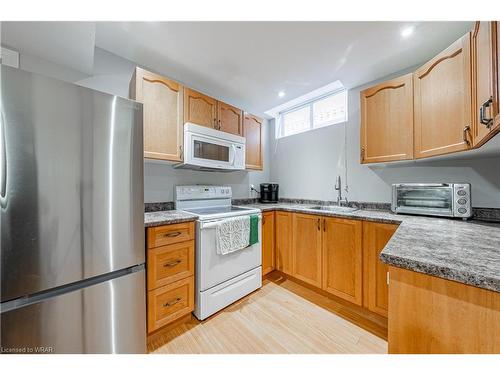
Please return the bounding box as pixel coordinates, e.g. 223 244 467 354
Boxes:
0 268 146 354
0 66 144 302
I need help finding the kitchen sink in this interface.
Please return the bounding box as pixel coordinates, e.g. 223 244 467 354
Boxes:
307 205 359 213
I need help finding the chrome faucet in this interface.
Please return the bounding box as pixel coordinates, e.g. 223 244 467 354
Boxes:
335 175 349 207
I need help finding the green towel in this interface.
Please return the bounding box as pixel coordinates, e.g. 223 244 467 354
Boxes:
249 215 259 246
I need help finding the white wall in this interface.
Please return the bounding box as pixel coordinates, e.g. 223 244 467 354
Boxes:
10 47 270 202
270 71 500 208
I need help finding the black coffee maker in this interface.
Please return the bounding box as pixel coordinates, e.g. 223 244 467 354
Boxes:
260 183 279 203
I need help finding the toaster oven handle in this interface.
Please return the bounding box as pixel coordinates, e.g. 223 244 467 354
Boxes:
394 183 449 188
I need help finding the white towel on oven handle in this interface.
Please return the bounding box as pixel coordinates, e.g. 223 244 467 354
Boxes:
215 216 250 255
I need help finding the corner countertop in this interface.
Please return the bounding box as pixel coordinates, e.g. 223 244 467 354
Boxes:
144 210 198 227
244 203 500 293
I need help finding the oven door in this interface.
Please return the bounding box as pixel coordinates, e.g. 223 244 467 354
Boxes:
196 215 262 292
392 184 454 217
185 132 240 170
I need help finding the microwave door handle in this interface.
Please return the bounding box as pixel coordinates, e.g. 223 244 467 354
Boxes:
230 144 236 166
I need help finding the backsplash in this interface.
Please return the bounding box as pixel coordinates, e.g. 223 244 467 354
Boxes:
145 201 174 212
145 198 500 222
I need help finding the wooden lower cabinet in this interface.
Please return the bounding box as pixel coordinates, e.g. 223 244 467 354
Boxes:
322 217 363 305
261 211 275 276
388 266 500 353
292 213 322 287
147 240 194 290
146 222 196 334
272 210 398 316
275 211 293 274
147 276 194 333
362 221 398 317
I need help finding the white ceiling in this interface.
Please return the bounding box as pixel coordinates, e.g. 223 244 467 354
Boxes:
1 22 96 74
2 21 474 117
95 22 473 117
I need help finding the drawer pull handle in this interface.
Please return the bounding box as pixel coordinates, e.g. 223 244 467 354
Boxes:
163 259 181 268
163 231 181 238
163 297 181 307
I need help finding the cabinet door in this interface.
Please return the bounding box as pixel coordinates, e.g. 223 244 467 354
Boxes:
275 211 292 275
360 74 414 163
472 21 500 147
414 33 472 158
243 113 263 170
184 87 217 129
218 101 243 135
292 213 322 287
362 222 398 317
322 217 363 305
262 211 275 276
131 67 183 161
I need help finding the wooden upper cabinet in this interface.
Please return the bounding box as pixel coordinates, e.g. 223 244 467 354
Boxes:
184 87 217 129
275 211 293 275
218 101 243 135
360 73 414 163
414 33 472 158
292 213 322 288
362 221 398 317
472 21 500 147
322 218 363 306
243 113 264 170
262 211 275 276
130 67 184 162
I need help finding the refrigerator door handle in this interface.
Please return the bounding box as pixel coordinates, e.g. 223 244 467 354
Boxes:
0 111 6 199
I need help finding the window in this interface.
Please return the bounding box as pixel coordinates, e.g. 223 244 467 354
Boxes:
277 89 347 139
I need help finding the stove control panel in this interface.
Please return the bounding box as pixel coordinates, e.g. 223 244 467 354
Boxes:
175 185 232 201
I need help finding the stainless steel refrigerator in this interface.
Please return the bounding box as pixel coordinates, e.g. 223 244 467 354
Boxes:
0 65 146 353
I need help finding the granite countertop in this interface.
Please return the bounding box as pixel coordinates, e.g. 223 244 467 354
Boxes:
244 203 500 293
144 210 198 227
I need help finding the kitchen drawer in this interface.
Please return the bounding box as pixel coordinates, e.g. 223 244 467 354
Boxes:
147 240 195 290
147 276 194 333
147 221 195 248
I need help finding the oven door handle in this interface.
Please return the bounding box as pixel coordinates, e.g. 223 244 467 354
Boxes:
200 215 262 230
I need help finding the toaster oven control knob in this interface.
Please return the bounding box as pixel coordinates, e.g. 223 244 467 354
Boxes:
458 198 467 205
458 207 467 214
457 190 467 196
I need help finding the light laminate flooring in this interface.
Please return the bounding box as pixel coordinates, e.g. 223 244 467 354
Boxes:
148 274 388 354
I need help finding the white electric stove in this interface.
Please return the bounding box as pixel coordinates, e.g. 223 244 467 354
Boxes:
175 185 262 320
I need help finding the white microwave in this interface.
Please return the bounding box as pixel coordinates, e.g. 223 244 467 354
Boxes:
174 122 245 171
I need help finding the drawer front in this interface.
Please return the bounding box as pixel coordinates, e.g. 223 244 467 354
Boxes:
147 240 194 290
147 277 194 333
147 221 195 248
